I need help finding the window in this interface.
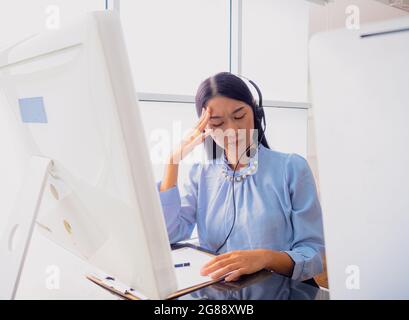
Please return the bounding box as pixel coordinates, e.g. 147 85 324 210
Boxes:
120 0 230 95
241 0 310 103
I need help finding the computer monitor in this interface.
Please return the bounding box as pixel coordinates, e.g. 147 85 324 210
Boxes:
310 16 409 299
0 11 179 299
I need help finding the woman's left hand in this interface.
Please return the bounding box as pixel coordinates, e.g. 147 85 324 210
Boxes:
200 249 270 282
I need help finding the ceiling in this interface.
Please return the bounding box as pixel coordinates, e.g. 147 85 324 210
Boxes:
309 0 409 12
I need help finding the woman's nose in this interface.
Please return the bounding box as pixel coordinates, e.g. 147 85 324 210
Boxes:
225 118 240 131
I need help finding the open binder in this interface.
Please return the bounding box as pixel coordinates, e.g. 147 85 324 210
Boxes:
86 243 222 300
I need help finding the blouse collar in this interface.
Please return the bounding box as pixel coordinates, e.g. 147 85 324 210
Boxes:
214 144 262 178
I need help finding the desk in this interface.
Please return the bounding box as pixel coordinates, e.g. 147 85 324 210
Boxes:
15 232 329 300
177 271 328 300
172 242 329 300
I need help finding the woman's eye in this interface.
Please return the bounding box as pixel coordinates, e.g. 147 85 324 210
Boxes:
234 114 246 120
211 122 224 128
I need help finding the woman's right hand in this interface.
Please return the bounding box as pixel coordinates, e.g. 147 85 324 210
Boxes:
160 109 212 192
168 108 213 164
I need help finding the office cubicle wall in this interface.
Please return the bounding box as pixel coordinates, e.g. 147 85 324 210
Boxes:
310 16 409 298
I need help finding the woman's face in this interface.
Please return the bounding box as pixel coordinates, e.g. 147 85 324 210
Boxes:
205 96 255 152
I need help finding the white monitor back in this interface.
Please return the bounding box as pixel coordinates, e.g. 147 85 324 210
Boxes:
0 11 177 299
310 17 409 299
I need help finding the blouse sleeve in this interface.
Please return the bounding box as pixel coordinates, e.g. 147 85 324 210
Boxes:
282 154 325 281
156 163 201 244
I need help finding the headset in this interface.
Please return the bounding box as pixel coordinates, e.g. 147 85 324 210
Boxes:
214 74 267 254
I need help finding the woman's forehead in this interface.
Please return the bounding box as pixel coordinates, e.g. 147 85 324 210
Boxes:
206 96 250 113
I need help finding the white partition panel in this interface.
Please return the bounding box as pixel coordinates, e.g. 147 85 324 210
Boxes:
310 16 409 299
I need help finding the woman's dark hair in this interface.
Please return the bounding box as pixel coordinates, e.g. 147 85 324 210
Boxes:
195 71 270 160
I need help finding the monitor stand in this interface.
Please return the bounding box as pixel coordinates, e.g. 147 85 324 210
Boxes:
0 156 52 299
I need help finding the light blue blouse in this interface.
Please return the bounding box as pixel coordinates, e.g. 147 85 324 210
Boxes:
157 144 325 281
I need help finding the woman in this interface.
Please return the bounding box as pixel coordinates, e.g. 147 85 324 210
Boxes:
158 72 324 284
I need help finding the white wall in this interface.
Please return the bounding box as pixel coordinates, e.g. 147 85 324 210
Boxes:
307 0 409 192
